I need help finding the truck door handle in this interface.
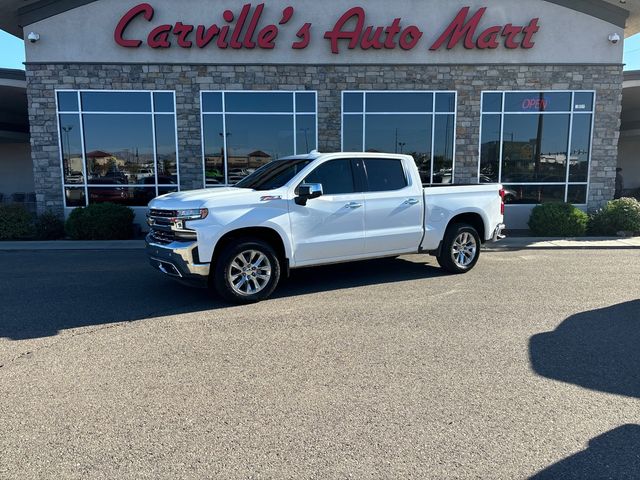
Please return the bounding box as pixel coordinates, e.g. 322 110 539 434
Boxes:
404 198 420 205
345 202 363 209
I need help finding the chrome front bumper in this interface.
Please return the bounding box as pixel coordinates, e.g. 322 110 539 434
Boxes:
145 234 210 288
491 223 507 242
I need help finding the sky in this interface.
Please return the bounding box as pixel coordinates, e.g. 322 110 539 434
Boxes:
1 29 640 71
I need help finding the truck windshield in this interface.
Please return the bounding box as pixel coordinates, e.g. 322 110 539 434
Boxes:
235 159 312 191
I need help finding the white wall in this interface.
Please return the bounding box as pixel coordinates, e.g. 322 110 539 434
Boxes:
618 133 640 190
0 143 34 200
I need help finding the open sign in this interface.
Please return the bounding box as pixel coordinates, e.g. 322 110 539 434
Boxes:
522 98 548 111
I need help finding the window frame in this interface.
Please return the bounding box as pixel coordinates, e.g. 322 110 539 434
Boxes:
200 90 319 188
55 89 180 208
478 90 596 205
340 90 458 185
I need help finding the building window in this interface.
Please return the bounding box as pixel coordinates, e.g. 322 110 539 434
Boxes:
479 91 595 205
341 91 457 185
201 91 318 186
56 90 179 208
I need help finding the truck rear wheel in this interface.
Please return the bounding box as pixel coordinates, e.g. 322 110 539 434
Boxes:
213 239 281 304
436 223 481 274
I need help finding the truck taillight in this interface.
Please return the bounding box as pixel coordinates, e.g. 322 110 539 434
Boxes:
499 188 505 215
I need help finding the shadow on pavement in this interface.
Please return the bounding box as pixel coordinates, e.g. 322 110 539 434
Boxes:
530 424 640 479
529 300 640 399
0 250 444 341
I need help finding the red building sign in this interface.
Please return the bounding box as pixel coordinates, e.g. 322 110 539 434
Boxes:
114 3 541 53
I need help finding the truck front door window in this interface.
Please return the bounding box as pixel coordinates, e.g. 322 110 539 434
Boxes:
235 159 311 191
303 160 356 195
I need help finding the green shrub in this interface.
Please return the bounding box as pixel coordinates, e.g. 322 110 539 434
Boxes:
588 197 640 236
35 211 66 240
65 203 135 240
528 202 589 237
0 204 34 240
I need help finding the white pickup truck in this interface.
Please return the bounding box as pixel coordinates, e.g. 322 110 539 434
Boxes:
146 152 505 303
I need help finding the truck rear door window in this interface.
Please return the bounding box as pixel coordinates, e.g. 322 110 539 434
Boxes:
363 159 407 192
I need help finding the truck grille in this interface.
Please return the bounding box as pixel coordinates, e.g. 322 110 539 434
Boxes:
149 209 177 218
147 209 197 244
148 230 180 245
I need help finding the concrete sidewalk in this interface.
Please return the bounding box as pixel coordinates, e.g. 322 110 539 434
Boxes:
0 237 639 251
484 236 640 250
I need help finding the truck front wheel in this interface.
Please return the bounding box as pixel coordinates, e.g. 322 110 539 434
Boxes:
436 223 481 274
213 239 281 304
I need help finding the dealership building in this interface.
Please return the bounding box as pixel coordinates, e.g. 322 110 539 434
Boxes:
0 0 639 229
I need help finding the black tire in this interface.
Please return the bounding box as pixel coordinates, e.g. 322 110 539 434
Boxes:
213 238 281 304
436 223 481 274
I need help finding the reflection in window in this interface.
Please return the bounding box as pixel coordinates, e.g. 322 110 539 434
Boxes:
433 115 455 184
59 114 84 184
226 115 294 184
343 92 364 113
81 91 152 113
503 185 566 205
83 114 155 185
58 92 79 112
158 186 179 197
201 91 317 186
343 115 364 151
155 115 178 181
64 188 85 207
482 93 502 113
573 92 594 112
502 114 570 183
225 92 293 113
237 159 312 191
480 91 594 204
569 114 592 182
480 115 501 183
364 159 407 192
202 115 225 186
303 160 355 195
342 91 456 184
366 92 433 113
56 91 179 207
296 115 316 156
567 185 587 204
364 114 432 182
504 92 571 113
296 92 316 113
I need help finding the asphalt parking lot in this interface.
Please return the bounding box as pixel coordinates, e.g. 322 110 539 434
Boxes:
0 248 639 479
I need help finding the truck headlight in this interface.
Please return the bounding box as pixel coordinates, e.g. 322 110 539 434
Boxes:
175 208 208 220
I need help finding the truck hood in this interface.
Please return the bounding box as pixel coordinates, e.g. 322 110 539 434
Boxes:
149 187 276 210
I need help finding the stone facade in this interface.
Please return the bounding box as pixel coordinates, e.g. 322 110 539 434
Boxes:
26 63 623 215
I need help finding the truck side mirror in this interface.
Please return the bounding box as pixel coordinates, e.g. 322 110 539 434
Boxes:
295 183 323 206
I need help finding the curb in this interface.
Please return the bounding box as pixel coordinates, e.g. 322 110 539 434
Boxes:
484 237 640 251
0 240 146 251
484 245 640 251
1 237 638 252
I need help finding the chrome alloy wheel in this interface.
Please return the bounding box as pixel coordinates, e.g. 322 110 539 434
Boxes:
451 232 477 268
228 250 272 296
